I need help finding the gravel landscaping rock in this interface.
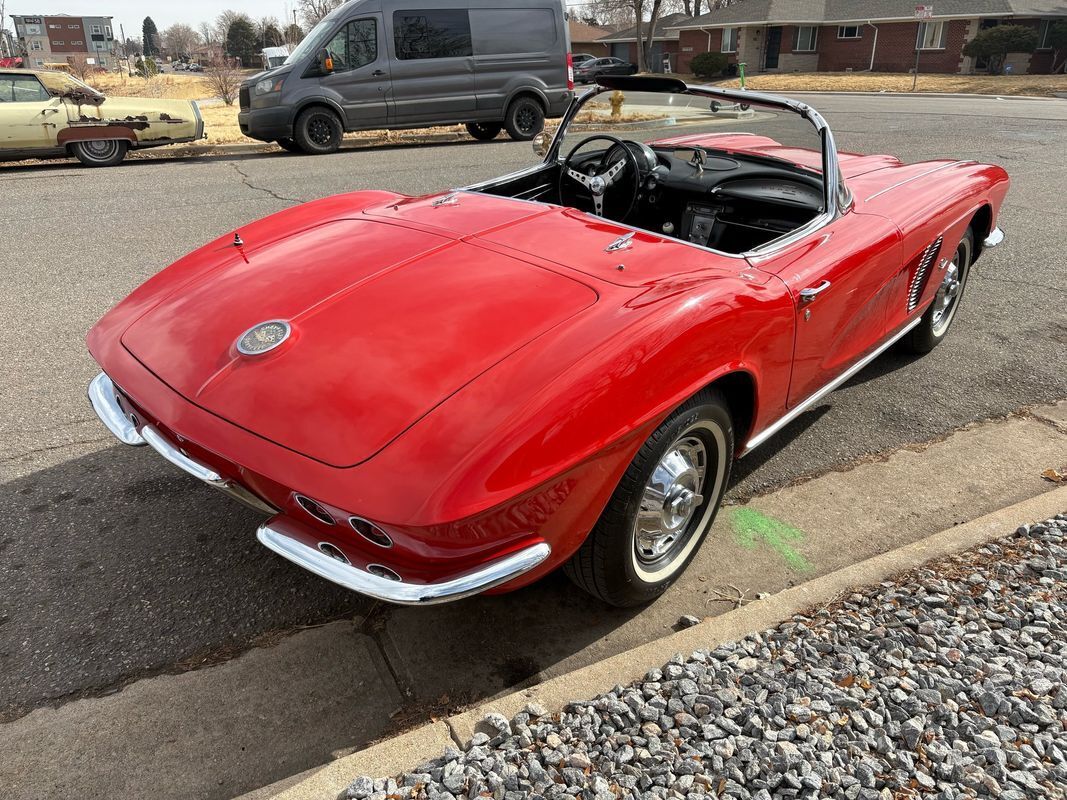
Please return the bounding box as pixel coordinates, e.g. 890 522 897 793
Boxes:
343 514 1067 800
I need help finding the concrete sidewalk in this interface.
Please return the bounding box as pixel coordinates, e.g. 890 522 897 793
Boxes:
2 404 1065 800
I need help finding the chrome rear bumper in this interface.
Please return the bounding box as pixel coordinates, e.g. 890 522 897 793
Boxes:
88 371 276 514
257 521 552 605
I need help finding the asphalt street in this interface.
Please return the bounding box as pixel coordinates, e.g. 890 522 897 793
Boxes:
1 93 1065 734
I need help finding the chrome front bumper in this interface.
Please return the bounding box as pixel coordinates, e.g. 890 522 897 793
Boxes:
89 371 551 604
258 522 552 605
88 372 276 514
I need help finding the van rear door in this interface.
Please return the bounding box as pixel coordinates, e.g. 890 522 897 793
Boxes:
387 8 476 123
319 12 392 129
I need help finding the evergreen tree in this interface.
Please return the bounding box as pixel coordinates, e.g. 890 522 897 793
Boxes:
142 17 159 56
225 17 258 66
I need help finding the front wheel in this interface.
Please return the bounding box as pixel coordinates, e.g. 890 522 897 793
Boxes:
71 139 128 167
465 122 502 141
293 107 343 154
902 228 973 354
503 97 545 141
564 390 734 607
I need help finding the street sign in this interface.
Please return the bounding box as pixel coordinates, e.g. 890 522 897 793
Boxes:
915 5 933 18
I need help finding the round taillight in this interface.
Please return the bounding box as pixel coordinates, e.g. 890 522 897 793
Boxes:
295 494 334 525
367 564 401 582
349 517 393 548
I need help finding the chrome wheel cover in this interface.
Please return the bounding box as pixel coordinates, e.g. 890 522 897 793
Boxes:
631 420 726 582
83 140 119 159
931 246 966 335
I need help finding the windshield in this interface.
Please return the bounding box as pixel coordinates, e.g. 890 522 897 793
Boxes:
285 4 348 65
551 87 826 179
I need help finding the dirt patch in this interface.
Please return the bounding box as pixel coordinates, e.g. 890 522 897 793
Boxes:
88 72 214 101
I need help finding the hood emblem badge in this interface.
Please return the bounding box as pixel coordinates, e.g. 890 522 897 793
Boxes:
604 232 635 252
431 192 460 207
236 320 291 356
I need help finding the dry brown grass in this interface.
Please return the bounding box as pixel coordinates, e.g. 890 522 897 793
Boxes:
709 71 1067 97
88 71 214 101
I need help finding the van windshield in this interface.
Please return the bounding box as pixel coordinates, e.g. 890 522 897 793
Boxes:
285 5 348 65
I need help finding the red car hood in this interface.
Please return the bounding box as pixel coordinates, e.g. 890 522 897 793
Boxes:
122 212 597 467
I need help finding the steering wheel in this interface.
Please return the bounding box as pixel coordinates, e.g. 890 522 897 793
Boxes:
559 135 642 222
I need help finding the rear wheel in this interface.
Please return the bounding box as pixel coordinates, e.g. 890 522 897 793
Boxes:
293 107 343 154
504 96 544 141
564 390 734 607
71 139 128 167
902 228 973 354
465 122 502 141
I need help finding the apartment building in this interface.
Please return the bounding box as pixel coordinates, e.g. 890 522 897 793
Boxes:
10 12 116 69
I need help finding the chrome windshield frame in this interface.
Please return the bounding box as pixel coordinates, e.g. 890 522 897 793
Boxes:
542 79 848 261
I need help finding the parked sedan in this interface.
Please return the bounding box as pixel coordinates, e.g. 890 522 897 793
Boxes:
574 56 638 83
0 68 204 166
87 76 1007 607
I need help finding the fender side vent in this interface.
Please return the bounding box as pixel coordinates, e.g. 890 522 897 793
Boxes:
907 236 943 312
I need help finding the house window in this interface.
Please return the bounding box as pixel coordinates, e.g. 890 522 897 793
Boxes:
720 27 738 53
67 24 77 29
72 40 83 45
91 25 102 34
917 20 947 50
105 26 112 38
794 25 818 52
838 25 861 39
54 40 64 45
30 40 43 50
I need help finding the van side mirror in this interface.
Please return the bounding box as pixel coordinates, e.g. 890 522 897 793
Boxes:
532 132 548 158
316 49 334 76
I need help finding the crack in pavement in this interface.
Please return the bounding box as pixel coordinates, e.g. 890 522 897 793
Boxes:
229 162 302 204
0 436 115 464
969 269 1067 296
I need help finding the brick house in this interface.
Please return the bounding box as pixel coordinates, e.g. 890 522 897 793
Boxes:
667 1 1067 76
597 12 693 71
569 21 615 58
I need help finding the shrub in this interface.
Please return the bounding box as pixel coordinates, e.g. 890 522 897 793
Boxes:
962 25 1039 74
690 51 729 80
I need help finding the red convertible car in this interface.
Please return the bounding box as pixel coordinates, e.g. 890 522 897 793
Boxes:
88 77 1008 606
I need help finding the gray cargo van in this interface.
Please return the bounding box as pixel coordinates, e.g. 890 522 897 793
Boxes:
238 0 574 154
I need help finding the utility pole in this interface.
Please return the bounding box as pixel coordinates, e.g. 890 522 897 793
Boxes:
120 22 132 76
912 5 933 92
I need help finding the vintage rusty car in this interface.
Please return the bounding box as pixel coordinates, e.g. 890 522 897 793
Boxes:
0 68 204 166
87 77 1008 606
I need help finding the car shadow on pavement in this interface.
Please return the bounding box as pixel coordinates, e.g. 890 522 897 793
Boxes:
0 442 642 729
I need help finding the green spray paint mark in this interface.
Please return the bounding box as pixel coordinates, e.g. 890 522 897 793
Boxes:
729 507 813 573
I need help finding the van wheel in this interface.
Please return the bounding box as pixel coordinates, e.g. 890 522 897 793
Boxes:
465 122 502 141
293 107 343 154
71 139 128 167
276 138 302 153
504 97 544 141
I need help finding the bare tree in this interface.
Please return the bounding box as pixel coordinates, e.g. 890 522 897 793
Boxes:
298 0 344 28
67 55 98 81
198 21 218 45
162 23 199 58
204 57 243 105
215 10 252 41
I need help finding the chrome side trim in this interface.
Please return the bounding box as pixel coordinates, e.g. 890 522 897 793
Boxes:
865 161 970 202
88 372 145 446
742 316 923 455
983 227 1004 248
257 522 552 605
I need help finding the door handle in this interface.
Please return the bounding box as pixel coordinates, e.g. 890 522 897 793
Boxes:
799 280 831 303
372 69 386 77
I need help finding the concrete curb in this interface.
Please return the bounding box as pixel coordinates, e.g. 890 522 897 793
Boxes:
246 483 1067 800
134 132 471 161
